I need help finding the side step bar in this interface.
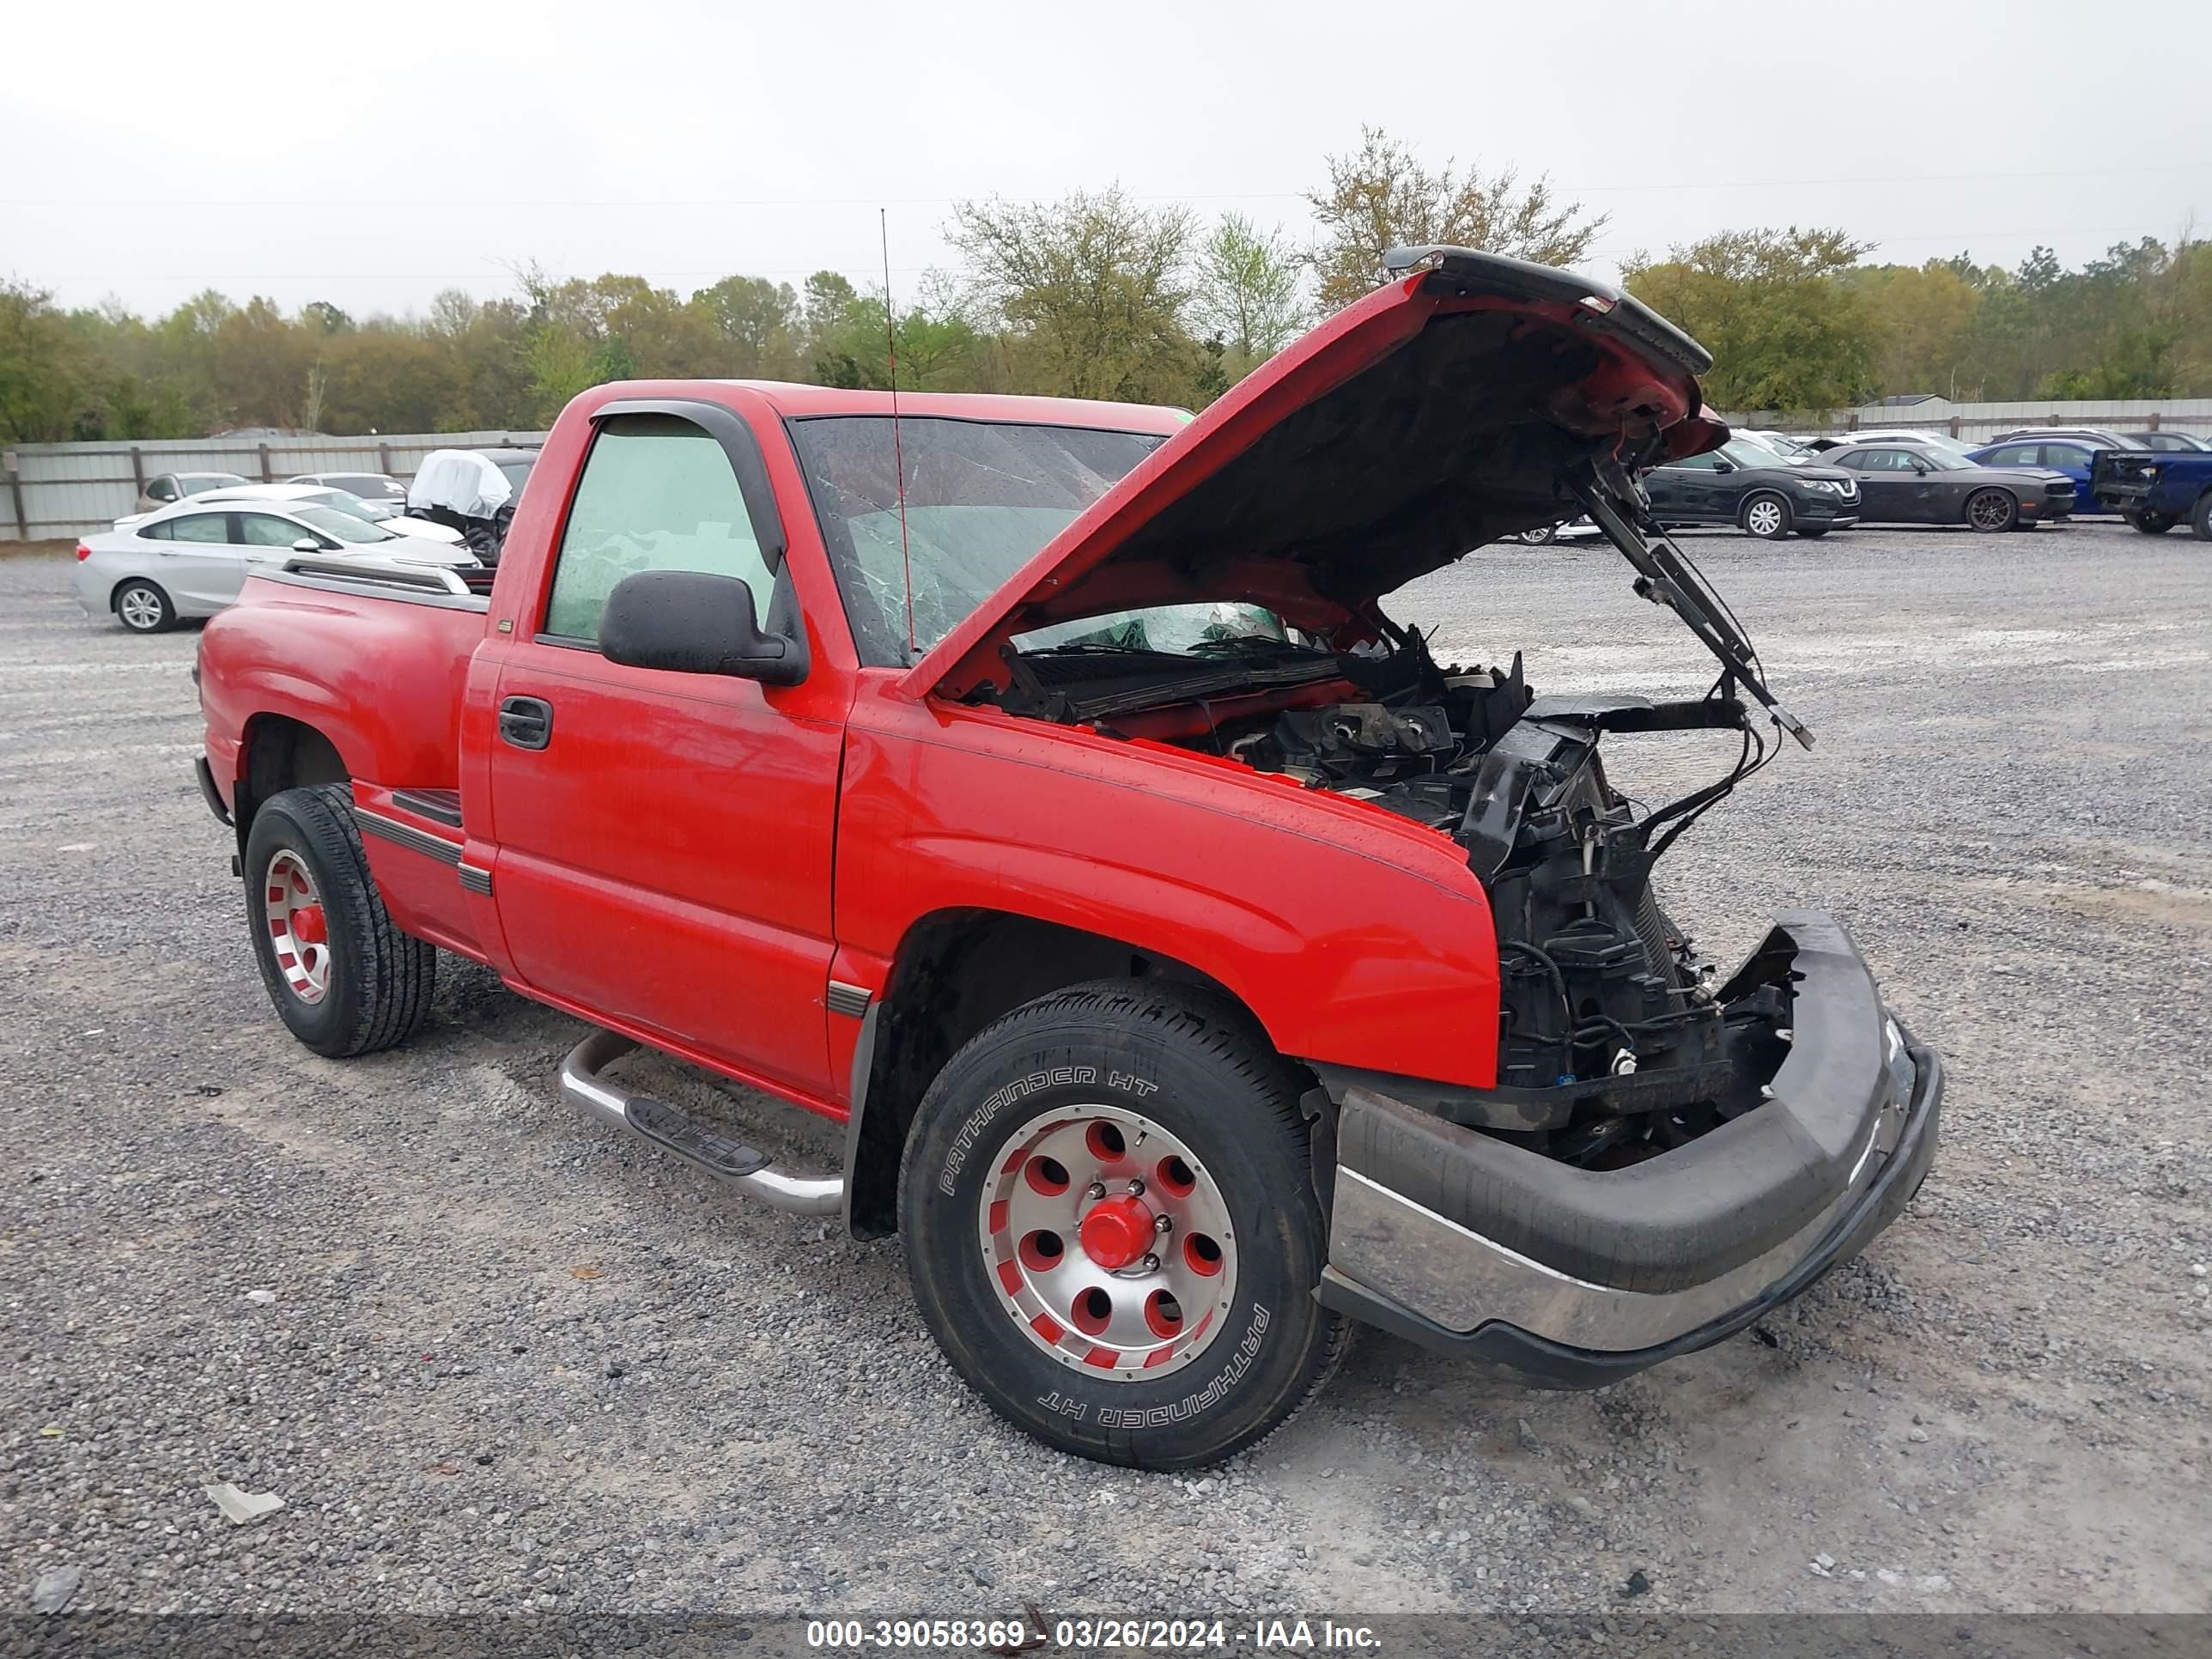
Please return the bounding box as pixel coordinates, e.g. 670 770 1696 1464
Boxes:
557 1030 845 1215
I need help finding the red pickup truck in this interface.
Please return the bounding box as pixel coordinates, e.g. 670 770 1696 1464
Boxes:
195 246 1942 1470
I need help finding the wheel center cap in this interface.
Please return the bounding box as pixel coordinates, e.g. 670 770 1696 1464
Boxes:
1078 1194 1155 1270
290 904 326 945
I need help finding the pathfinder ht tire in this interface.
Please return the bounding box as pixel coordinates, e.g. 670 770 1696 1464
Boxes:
1966 489 2017 532
244 783 434 1058
113 579 176 634
898 980 1346 1469
1741 494 1792 539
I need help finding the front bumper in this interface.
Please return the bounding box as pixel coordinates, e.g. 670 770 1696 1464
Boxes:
1792 495 1857 526
1317 912 1943 1387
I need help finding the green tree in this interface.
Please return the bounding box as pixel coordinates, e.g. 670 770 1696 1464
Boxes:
1624 228 1877 413
0 280 94 441
1844 261 1983 398
1191 214 1306 382
949 186 1202 404
694 275 801 377
1305 127 1606 311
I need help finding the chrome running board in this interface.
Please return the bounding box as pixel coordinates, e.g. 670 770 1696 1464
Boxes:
557 1030 844 1215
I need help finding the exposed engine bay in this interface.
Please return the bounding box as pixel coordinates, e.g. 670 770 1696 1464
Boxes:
993 611 1796 1172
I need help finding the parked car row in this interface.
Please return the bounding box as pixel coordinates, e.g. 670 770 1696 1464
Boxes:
83 449 538 632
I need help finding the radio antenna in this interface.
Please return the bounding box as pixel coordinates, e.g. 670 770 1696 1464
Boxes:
881 208 917 661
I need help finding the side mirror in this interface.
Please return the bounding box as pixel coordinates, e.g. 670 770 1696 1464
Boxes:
599 569 807 687
1712 459 1735 474
1909 459 1931 475
291 538 322 554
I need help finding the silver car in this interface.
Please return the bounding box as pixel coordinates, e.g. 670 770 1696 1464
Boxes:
137 470 248 514
165 482 465 545
73 498 481 634
285 470 411 507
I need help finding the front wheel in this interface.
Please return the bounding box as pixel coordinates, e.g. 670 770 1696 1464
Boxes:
2124 511 2175 535
1515 524 1559 545
897 981 1346 1469
1794 526 1829 540
1741 494 1792 539
2192 493 2212 542
113 579 176 634
243 783 435 1057
1966 489 2018 532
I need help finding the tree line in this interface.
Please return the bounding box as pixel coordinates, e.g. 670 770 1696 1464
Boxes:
3 127 2207 444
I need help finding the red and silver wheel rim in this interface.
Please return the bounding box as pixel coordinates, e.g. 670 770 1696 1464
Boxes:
979 1104 1237 1381
264 850 331 1005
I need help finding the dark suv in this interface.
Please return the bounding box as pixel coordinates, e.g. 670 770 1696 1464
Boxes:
1644 439 1859 539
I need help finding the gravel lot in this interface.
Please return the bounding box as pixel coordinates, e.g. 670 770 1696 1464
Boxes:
3 521 2209 1625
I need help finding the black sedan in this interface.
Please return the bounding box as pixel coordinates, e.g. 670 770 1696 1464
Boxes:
1644 439 1860 539
1822 443 2075 532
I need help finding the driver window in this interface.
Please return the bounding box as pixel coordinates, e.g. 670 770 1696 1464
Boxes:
1670 452 1720 471
544 413 773 645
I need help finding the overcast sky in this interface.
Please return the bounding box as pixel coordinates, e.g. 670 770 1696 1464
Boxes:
8 0 2209 320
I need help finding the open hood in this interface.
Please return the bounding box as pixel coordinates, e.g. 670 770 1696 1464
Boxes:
906 246 1724 701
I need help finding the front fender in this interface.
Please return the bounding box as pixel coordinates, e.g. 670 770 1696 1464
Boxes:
838 690 1502 1088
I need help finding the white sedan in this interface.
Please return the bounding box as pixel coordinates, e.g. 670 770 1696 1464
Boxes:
112 482 464 545
73 498 481 633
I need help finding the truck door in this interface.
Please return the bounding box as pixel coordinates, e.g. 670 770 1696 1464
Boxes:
484 407 842 1099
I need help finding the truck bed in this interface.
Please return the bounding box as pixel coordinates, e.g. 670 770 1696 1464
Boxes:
198 559 494 958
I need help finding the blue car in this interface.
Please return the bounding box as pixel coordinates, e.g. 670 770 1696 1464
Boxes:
1968 437 2118 515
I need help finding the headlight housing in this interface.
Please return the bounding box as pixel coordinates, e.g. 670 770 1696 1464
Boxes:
1799 478 1842 494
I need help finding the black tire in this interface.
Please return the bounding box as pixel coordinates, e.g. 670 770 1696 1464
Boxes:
1515 524 1559 545
1965 489 2017 533
897 980 1347 1470
112 578 177 634
243 783 435 1058
2192 493 2212 542
1740 493 1792 539
2124 511 2174 535
1794 526 1829 539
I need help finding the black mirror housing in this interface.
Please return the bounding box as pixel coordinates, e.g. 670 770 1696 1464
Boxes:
599 568 808 686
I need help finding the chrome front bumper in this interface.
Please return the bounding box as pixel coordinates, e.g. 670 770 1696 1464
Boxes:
1317 915 1943 1384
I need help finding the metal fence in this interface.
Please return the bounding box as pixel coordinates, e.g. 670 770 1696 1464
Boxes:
10 396 2212 539
1 431 549 540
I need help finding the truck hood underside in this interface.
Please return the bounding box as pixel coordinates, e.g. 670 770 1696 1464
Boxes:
908 247 1724 700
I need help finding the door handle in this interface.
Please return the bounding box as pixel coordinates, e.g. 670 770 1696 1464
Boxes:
498 696 553 750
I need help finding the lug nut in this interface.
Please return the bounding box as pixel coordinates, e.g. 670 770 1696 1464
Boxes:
1154 1214 1173 1234
1085 1182 1107 1200
1126 1178 1146 1197
1141 1254 1161 1272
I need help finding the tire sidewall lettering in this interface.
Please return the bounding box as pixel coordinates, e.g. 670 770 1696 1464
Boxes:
936 1066 1160 1195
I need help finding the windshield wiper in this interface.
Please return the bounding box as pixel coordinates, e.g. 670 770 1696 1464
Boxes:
1571 468 1814 750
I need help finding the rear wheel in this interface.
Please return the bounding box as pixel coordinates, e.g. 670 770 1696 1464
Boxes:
113 579 176 634
1966 489 2018 532
2124 511 2175 535
1794 526 1829 540
243 783 435 1057
1741 494 1792 539
1515 525 1559 545
898 981 1346 1469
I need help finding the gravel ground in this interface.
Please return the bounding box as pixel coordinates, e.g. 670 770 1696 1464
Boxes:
3 522 2209 1624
